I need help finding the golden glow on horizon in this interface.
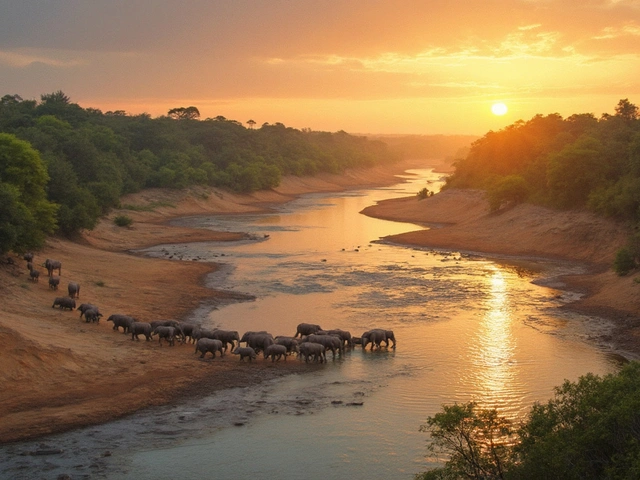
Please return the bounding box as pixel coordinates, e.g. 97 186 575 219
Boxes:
492 102 508 116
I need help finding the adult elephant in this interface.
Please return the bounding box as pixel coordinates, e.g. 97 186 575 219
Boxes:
298 342 326 363
211 330 240 352
361 329 396 350
45 259 62 277
244 332 274 354
294 323 323 338
307 334 343 357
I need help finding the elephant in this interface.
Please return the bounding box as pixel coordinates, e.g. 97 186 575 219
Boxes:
323 329 353 348
298 342 326 363
107 314 135 333
195 338 225 358
307 334 343 357
78 303 101 320
23 253 34 263
274 336 300 354
264 344 288 362
211 330 240 352
240 330 270 344
67 282 80 299
83 308 101 324
244 332 274 354
294 323 323 338
130 322 153 341
151 320 185 342
232 346 257 362
152 326 176 346
45 259 62 277
361 329 396 350
52 297 76 310
180 323 198 343
48 276 60 290
28 266 40 282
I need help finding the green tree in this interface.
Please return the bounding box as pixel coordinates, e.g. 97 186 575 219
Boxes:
417 362 640 480
0 133 58 252
417 402 515 480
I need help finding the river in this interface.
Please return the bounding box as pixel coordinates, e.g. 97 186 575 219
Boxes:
1 167 620 479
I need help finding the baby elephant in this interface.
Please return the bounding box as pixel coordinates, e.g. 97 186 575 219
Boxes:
83 308 102 324
48 276 60 290
195 338 225 359
264 344 288 362
232 346 257 362
52 297 76 310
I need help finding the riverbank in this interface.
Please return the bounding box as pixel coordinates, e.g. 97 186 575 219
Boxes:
3 156 639 445
361 189 640 358
0 158 433 444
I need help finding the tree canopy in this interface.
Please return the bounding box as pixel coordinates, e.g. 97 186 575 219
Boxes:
417 361 640 480
0 133 57 253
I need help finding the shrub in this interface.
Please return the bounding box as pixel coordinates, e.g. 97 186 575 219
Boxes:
113 214 133 227
613 247 636 276
417 187 434 199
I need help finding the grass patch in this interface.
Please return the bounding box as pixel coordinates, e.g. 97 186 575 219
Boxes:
94 280 106 287
120 201 176 212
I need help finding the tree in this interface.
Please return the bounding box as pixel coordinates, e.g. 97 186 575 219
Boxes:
417 362 640 479
247 119 256 129
614 98 639 122
417 402 515 480
0 133 58 252
167 106 200 120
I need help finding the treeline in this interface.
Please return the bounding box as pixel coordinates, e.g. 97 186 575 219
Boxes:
0 91 399 245
445 99 640 272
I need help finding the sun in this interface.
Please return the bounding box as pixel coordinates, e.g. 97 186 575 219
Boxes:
491 102 508 116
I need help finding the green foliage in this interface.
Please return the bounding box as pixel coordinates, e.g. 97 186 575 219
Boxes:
113 214 133 227
0 133 58 253
486 175 529 212
0 91 399 237
613 247 637 275
417 402 515 480
417 362 640 480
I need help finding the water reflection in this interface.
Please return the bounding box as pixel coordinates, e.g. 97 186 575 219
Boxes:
476 267 517 410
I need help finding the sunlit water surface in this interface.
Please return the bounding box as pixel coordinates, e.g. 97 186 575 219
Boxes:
2 169 620 479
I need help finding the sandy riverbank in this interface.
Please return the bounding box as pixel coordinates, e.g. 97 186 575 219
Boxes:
2 156 639 444
0 158 432 444
361 189 640 357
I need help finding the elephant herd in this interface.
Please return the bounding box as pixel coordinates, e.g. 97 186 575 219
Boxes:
26 252 396 364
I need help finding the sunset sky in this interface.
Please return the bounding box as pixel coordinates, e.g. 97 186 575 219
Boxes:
2 0 640 134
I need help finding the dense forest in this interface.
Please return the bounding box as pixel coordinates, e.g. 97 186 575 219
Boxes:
445 99 640 273
3 91 463 253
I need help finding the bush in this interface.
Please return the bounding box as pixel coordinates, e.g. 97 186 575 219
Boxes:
417 187 434 200
613 247 636 275
113 214 133 227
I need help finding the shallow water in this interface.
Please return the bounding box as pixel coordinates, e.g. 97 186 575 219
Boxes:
1 168 621 479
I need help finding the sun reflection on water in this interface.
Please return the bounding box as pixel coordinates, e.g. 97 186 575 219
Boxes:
475 266 518 411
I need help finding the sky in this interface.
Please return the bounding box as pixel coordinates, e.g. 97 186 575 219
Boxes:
2 0 640 135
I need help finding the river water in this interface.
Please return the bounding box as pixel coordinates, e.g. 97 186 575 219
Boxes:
1 168 620 479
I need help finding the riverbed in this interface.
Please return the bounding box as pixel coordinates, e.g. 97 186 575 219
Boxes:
1 168 620 479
